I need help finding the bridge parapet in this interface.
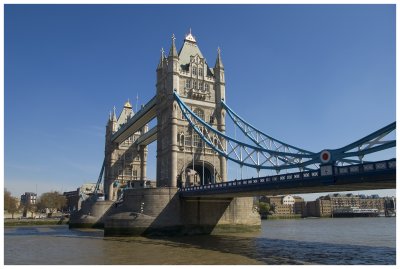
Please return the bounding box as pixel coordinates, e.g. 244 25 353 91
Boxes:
180 159 396 197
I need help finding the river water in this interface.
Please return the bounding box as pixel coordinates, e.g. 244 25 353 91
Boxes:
4 217 396 265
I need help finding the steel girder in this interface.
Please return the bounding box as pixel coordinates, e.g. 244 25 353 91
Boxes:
175 92 318 171
94 158 105 194
222 101 317 170
175 92 396 171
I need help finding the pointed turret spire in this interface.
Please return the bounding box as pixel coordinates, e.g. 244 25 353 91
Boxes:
112 105 117 122
168 33 179 58
109 110 112 121
215 46 224 69
157 47 165 69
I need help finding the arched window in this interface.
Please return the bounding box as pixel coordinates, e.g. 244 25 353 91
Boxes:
178 132 185 147
192 66 197 76
185 79 191 89
193 108 204 120
193 133 202 147
199 67 203 76
205 83 209 91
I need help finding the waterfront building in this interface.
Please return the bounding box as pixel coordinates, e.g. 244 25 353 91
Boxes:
260 195 305 217
306 193 387 217
384 196 396 216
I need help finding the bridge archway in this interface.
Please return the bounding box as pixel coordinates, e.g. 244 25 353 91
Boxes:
180 162 215 187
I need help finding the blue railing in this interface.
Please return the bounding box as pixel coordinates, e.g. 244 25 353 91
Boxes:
180 159 396 193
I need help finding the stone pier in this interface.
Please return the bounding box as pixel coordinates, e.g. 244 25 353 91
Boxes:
103 188 260 236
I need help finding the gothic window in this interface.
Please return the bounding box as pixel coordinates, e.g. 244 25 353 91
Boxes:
126 166 133 178
178 133 185 147
199 67 203 76
193 133 202 147
184 135 192 147
192 66 197 76
193 108 204 120
205 83 209 91
199 82 203 91
193 80 198 89
185 79 191 89
210 115 214 124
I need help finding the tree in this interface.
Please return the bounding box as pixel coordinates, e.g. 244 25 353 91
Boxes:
4 189 19 219
37 191 67 217
258 202 271 216
24 203 38 218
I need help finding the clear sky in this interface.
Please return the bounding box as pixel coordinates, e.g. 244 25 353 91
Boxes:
4 4 396 200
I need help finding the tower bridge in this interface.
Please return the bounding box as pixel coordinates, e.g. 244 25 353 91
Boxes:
70 31 396 236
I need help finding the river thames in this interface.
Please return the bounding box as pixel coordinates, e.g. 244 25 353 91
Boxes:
4 217 395 265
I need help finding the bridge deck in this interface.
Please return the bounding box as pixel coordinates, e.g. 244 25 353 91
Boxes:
179 159 396 198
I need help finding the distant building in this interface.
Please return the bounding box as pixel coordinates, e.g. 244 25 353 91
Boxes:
63 183 103 212
20 192 37 206
306 193 386 217
63 190 79 212
20 192 37 217
260 195 305 217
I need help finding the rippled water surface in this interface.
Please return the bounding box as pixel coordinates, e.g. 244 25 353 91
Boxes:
4 217 395 265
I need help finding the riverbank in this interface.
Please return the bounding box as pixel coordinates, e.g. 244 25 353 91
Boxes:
4 217 69 227
262 214 302 220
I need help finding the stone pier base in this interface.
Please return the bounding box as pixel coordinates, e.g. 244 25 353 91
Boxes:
104 187 260 236
69 198 114 228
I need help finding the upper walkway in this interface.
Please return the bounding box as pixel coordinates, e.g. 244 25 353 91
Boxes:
112 96 157 143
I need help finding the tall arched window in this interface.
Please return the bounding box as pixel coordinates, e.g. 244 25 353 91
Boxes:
193 108 204 120
178 132 185 147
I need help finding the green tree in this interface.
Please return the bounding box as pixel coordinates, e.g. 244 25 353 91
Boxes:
37 191 67 217
4 189 19 219
258 202 271 216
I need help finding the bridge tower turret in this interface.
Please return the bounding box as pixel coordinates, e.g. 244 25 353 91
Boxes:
156 30 227 188
214 47 227 182
104 101 147 200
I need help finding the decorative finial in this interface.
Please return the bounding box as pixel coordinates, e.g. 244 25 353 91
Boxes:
168 33 179 58
161 47 164 57
215 46 224 69
124 99 132 109
185 29 196 42
136 93 139 113
112 105 117 121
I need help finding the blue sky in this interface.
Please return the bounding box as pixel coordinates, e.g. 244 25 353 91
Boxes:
4 4 396 200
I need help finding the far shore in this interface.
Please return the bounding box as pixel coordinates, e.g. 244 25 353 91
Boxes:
4 217 69 227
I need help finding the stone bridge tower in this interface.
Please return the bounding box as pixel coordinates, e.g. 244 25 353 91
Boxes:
156 30 227 188
104 101 148 200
